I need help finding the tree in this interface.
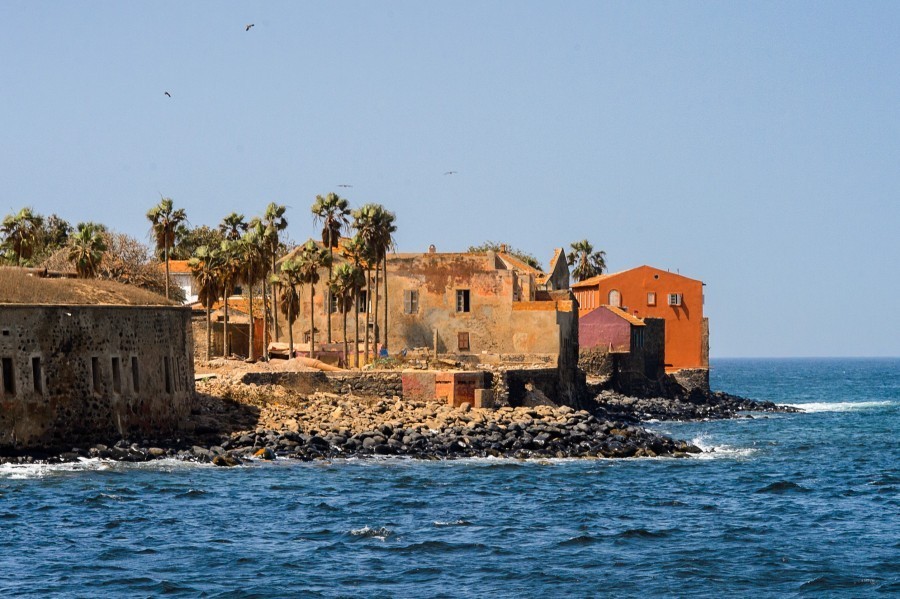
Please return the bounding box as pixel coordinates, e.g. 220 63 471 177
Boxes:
311 192 351 344
171 225 224 260
262 203 288 342
219 212 247 241
216 239 245 357
331 262 365 368
468 241 541 270
343 235 369 367
240 226 268 361
67 223 107 278
1 207 44 266
354 204 396 353
188 245 223 360
146 197 187 300
567 239 607 282
275 258 302 358
296 240 331 360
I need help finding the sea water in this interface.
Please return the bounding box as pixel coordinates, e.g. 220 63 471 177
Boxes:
1 358 897 597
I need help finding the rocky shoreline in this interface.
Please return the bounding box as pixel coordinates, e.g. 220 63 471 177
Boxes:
0 375 799 466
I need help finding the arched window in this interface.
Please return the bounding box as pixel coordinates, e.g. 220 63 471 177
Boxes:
608 289 621 307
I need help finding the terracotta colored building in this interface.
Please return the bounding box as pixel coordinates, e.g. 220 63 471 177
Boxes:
281 244 577 366
571 265 708 372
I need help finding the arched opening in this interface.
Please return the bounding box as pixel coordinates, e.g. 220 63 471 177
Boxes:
608 289 621 307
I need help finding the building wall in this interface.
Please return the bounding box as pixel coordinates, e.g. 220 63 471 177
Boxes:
292 253 575 360
579 307 634 352
572 266 706 370
0 305 194 448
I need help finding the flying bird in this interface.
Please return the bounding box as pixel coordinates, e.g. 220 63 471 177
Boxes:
245 23 255 31
164 91 171 97
337 184 353 188
444 171 458 175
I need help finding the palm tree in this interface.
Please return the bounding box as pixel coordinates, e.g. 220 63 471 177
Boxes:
67 223 107 278
296 240 331 360
189 245 223 360
311 192 351 344
219 212 247 241
343 235 369 367
354 204 396 353
240 225 268 361
247 218 271 360
262 203 288 342
1 207 44 266
331 262 364 368
216 239 245 357
275 258 302 358
146 197 187 300
567 239 607 282
345 229 374 364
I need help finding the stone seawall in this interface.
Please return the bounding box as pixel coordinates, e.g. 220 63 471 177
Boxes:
240 371 403 398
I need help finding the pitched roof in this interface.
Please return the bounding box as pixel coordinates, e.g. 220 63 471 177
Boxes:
167 260 193 274
571 265 703 288
600 305 645 326
497 252 542 275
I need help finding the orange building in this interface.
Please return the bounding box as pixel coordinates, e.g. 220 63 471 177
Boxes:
571 265 708 372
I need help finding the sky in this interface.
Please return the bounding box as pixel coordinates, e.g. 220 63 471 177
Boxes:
2 1 899 358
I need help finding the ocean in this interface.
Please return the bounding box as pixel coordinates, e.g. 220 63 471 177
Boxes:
1 358 897 597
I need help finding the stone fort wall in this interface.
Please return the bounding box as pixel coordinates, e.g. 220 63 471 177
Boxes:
0 305 194 448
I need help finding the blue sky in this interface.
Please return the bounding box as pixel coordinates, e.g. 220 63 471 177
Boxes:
2 1 899 358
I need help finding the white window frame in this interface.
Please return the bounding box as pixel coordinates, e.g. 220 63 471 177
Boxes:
668 293 682 306
647 292 656 306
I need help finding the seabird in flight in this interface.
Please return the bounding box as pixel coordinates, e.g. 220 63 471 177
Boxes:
164 91 171 97
245 23 255 31
444 171 458 175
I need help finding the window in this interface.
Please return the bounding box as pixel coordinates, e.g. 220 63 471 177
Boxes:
2 358 15 396
32 357 42 395
91 357 100 393
458 332 470 351
647 292 656 306
608 289 621 307
163 357 172 394
131 357 140 393
328 291 338 314
403 290 419 314
111 357 122 394
358 290 368 313
631 327 645 350
668 293 683 306
456 289 470 313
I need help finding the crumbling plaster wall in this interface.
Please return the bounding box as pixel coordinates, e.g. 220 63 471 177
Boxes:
0 305 194 448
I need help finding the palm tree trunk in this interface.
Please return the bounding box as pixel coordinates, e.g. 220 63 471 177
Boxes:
326 239 333 344
354 283 360 369
272 252 279 341
287 293 294 358
206 304 212 361
262 279 270 360
223 287 229 357
164 240 170 300
382 254 389 353
309 283 316 360
373 267 380 354
248 282 255 361
364 267 371 364
342 301 348 369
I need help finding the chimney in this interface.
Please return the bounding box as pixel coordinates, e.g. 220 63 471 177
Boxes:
500 243 508 253
428 244 436 254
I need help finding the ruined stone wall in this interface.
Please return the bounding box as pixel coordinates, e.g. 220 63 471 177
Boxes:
240 371 403 398
669 368 710 394
0 305 194 448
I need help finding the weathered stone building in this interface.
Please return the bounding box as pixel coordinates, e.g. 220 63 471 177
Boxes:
0 269 194 448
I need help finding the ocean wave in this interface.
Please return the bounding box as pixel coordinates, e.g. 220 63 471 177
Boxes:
688 435 758 460
349 526 393 539
432 519 472 527
0 457 212 479
785 400 895 413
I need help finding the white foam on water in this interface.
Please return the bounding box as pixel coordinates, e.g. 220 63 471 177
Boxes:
785 400 895 413
0 457 211 479
688 435 758 460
